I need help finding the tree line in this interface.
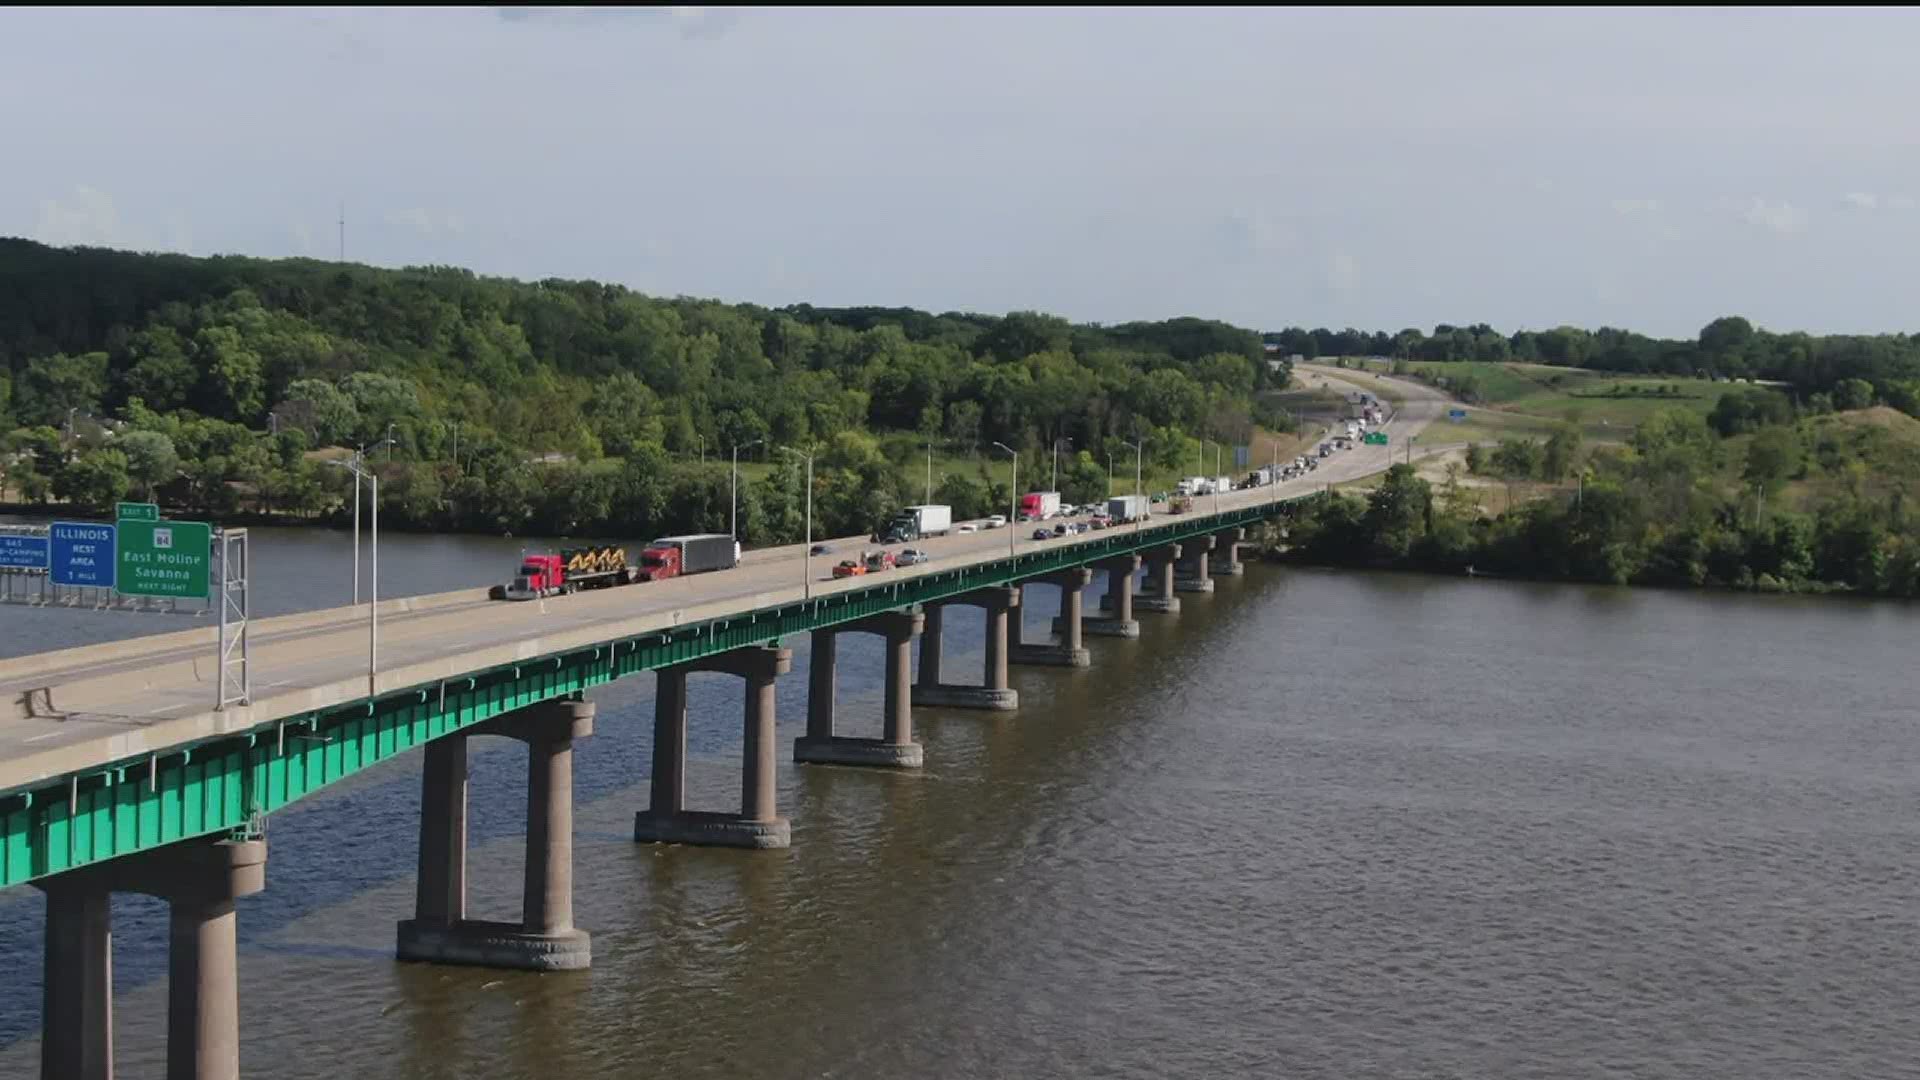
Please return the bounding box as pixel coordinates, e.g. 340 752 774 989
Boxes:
0 239 1286 542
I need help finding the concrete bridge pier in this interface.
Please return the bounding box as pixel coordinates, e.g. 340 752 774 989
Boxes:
36 834 267 1080
1103 544 1181 615
635 646 794 849
1210 527 1246 576
1017 567 1092 667
397 697 595 971
912 588 1020 710
795 610 925 768
1075 554 1141 637
1175 533 1216 593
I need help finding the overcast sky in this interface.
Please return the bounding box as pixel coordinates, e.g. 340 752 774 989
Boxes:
5 7 1918 338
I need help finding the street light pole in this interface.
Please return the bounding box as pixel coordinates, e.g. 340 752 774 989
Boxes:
731 439 762 540
779 447 815 600
387 422 396 463
993 441 1018 557
926 436 934 506
352 443 362 605
1123 436 1145 532
331 454 380 696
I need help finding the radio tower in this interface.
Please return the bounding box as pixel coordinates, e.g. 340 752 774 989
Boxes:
337 202 346 262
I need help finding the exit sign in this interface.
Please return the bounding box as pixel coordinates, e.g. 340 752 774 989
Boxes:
117 502 159 522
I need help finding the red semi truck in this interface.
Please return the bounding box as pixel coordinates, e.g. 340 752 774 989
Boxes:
635 533 740 582
489 534 740 600
491 545 632 601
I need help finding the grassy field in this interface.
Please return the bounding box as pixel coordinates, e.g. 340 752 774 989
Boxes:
1315 357 1775 445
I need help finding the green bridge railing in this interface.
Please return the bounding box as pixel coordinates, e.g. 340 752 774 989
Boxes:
0 497 1309 888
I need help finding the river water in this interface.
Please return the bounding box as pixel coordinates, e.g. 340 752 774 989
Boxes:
2 523 1918 1078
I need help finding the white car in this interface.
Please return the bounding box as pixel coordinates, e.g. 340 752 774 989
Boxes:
957 522 979 533
984 515 1007 529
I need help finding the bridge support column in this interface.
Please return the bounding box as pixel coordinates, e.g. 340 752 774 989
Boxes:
1176 533 1216 593
1020 568 1092 667
796 611 925 768
1105 544 1181 614
37 879 112 1080
1210 527 1246 576
397 698 594 971
635 646 794 848
1080 554 1142 636
35 836 266 1080
911 587 1020 711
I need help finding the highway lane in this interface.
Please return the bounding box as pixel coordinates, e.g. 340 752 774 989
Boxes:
0 369 1447 791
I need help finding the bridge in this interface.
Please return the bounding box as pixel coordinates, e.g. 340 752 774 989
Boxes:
5 368 1443 1079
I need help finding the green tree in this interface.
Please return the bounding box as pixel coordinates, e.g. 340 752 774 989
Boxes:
1834 378 1876 411
1542 424 1582 481
118 430 180 500
1744 426 1801 486
276 379 360 445
54 448 131 510
1362 464 1432 560
14 352 108 428
1059 450 1107 506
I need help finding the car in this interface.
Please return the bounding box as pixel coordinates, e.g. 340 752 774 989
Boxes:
831 560 866 579
864 550 896 573
957 522 979 533
1032 527 1052 541
810 543 834 556
897 547 930 566
1052 523 1068 537
1069 522 1089 534
985 515 1007 529
1090 515 1110 530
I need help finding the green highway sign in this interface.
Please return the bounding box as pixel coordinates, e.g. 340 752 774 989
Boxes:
116 502 159 522
116 519 211 599
1363 432 1388 445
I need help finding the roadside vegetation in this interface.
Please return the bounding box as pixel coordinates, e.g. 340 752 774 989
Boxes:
0 239 1288 543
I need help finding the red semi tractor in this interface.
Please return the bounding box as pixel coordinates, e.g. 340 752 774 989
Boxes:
489 533 740 601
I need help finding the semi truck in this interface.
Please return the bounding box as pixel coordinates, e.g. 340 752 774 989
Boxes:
635 534 739 582
491 545 633 601
1107 494 1149 523
1019 491 1061 521
874 504 952 543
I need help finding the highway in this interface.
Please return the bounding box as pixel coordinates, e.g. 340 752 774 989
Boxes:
0 369 1447 794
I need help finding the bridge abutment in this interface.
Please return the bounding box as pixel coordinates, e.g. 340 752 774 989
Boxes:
1015 568 1092 667
796 610 925 768
397 697 594 971
912 587 1020 710
635 646 794 848
36 834 267 1080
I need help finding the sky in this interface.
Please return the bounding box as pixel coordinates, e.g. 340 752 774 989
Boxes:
4 6 1919 339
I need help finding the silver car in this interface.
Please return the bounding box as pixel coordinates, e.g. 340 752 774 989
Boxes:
897 547 931 566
